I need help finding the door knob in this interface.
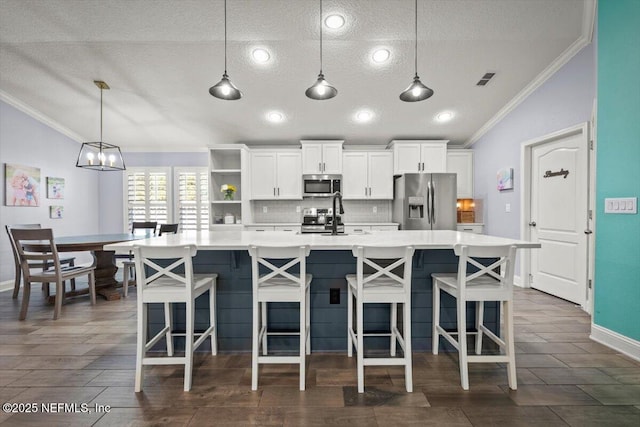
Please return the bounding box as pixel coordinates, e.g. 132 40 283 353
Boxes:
584 229 593 234
529 221 537 227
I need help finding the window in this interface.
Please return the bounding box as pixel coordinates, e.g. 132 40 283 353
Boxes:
123 167 172 231
123 166 209 232
175 167 209 231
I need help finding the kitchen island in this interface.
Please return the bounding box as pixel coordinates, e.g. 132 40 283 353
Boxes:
105 230 538 352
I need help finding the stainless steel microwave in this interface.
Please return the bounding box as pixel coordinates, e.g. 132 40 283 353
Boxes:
303 175 341 197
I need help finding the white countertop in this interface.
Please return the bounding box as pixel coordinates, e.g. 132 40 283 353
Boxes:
104 230 539 252
247 222 399 227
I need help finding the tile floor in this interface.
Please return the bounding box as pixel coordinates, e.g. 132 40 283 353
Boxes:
1 286 639 426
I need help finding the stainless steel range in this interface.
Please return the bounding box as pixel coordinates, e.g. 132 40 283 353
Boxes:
301 208 344 234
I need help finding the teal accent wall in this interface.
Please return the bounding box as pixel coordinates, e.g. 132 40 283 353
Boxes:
595 0 640 340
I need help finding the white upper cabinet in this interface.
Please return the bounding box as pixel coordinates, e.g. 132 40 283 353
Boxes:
389 140 448 174
301 140 343 174
446 150 474 199
250 150 302 200
342 151 393 200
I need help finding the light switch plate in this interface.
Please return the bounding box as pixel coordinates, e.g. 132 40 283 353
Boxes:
604 197 637 214
262 206 268 213
505 203 511 213
373 206 377 213
296 206 301 213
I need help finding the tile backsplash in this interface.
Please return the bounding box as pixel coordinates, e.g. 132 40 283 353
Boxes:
251 200 392 223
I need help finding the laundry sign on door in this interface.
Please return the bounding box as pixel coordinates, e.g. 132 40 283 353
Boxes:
543 168 570 178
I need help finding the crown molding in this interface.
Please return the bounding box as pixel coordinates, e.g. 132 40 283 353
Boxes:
0 90 85 143
464 0 596 148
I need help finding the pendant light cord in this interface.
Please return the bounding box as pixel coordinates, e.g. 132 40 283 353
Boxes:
99 87 103 141
224 0 228 74
414 0 418 77
319 0 323 74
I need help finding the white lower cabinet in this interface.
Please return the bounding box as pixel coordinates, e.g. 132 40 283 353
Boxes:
273 226 299 232
345 224 399 233
245 226 274 232
456 224 484 234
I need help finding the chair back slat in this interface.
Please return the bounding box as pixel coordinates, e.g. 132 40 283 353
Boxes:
248 245 310 293
6 224 42 268
453 244 517 293
352 246 415 294
131 221 158 236
158 223 179 235
133 245 197 293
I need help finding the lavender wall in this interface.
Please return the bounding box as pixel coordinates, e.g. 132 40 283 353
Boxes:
98 151 208 233
472 43 596 239
0 101 100 283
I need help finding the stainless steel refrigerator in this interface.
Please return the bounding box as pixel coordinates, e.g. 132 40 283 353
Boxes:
392 173 457 230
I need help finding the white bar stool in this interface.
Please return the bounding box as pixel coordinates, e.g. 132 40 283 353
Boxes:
133 244 217 392
248 245 312 391
432 244 517 390
346 245 415 393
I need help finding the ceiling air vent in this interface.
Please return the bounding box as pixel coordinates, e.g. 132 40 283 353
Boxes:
476 72 496 86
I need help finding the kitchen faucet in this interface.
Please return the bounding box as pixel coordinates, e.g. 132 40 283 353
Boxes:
331 191 344 235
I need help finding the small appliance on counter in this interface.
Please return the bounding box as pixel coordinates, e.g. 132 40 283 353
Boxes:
224 213 235 224
393 173 457 230
301 208 344 234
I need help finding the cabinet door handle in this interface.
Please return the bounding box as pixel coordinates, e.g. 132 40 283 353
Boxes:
418 162 421 172
273 187 276 196
277 187 280 196
323 162 326 172
365 187 367 196
319 162 322 172
422 162 425 171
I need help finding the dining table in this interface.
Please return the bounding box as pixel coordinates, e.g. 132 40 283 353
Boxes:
28 233 150 301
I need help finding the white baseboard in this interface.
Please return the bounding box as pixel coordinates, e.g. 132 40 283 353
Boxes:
590 323 640 362
514 275 525 288
0 280 13 293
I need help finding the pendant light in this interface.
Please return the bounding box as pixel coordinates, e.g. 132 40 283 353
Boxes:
209 0 242 100
76 80 126 171
400 0 434 102
305 0 337 100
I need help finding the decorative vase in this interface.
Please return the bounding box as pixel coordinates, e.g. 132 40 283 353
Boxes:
224 191 234 200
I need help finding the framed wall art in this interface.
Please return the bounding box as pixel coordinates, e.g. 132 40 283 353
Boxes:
47 177 65 199
4 163 41 206
497 167 514 191
49 205 64 219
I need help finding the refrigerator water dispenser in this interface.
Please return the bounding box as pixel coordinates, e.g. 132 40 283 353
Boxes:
408 196 424 219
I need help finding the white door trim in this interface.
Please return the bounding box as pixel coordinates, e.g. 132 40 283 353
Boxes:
519 122 593 312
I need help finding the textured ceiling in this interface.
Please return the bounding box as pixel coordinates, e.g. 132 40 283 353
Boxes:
0 0 589 151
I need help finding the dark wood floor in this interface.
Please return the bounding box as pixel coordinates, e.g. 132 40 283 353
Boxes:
1 285 639 426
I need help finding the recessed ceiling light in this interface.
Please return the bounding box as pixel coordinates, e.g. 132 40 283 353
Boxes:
372 49 390 63
325 14 345 29
436 111 454 122
252 48 270 63
266 111 284 123
355 110 374 123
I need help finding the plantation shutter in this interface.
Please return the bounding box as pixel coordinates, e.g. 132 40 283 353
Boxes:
175 167 209 231
123 167 172 231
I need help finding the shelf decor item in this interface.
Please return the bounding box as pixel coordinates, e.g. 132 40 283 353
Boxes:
221 184 237 200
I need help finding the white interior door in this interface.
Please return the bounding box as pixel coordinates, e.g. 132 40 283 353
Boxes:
530 130 589 305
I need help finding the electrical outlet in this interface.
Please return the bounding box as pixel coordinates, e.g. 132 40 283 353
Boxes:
262 206 268 213
329 288 340 304
372 206 377 213
296 206 301 213
505 203 511 213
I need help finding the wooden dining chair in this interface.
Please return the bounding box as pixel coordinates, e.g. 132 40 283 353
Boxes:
133 244 217 392
432 244 518 390
6 224 76 299
120 221 158 297
346 245 415 393
158 223 179 235
10 228 96 320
